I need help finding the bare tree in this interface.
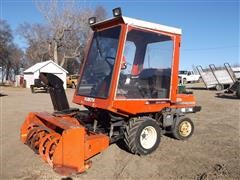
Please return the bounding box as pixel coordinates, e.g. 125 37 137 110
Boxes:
37 0 106 66
35 0 107 67
94 5 108 21
18 23 50 65
0 19 24 81
4 44 24 80
0 19 13 70
18 1 107 72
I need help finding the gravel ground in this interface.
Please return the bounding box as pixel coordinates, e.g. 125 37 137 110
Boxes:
0 84 239 179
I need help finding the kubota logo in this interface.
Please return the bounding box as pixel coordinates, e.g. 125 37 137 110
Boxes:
84 97 95 102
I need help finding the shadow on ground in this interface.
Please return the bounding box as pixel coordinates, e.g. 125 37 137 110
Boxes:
0 93 8 97
215 94 239 100
187 87 213 91
116 139 131 153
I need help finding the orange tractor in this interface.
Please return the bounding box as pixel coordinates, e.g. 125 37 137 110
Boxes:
20 8 201 175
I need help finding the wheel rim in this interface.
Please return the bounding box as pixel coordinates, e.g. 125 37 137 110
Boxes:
179 121 192 137
140 126 157 149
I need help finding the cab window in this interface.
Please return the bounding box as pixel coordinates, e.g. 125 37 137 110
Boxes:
116 29 174 99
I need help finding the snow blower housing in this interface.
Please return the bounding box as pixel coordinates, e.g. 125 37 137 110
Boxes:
20 8 201 176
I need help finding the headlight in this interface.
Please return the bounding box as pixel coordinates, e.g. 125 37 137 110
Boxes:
112 7 122 17
88 17 96 25
181 108 193 113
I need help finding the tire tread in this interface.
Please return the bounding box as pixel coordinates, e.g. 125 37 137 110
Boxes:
124 117 159 155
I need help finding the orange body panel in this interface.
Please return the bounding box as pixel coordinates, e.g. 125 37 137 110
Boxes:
53 128 86 175
84 133 109 160
113 100 171 115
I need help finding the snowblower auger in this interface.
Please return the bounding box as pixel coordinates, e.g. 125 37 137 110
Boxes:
20 73 109 175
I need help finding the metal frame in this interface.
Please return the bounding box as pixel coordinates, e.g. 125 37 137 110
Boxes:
224 63 236 82
209 63 235 86
197 63 236 90
196 65 218 89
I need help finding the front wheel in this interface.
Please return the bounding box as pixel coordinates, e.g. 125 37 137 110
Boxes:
172 117 194 140
124 117 161 155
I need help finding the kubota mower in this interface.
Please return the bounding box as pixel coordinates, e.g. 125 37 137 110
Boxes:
20 8 201 175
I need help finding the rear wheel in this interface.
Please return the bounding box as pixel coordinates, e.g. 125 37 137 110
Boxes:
31 86 35 93
124 117 161 155
172 117 194 140
236 88 240 99
236 85 240 98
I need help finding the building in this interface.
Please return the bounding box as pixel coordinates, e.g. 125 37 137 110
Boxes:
23 60 68 89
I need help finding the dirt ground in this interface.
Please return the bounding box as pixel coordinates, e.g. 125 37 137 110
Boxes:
0 84 239 180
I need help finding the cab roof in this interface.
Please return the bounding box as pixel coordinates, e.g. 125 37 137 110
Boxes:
91 16 182 35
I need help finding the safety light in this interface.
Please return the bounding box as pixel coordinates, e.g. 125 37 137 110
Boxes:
88 17 96 25
112 7 122 17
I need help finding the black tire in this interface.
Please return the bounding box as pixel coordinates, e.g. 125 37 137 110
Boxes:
124 117 161 155
172 117 194 140
236 85 240 99
31 86 35 93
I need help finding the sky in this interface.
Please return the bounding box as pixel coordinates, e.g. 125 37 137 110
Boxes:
1 0 239 70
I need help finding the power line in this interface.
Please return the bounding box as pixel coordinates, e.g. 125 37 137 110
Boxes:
182 45 239 51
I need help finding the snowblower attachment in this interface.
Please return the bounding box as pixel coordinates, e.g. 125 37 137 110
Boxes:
20 73 109 175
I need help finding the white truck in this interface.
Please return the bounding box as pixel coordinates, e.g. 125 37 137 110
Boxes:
179 70 201 83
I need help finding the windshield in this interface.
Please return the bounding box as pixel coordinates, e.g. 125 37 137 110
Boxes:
77 26 121 98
